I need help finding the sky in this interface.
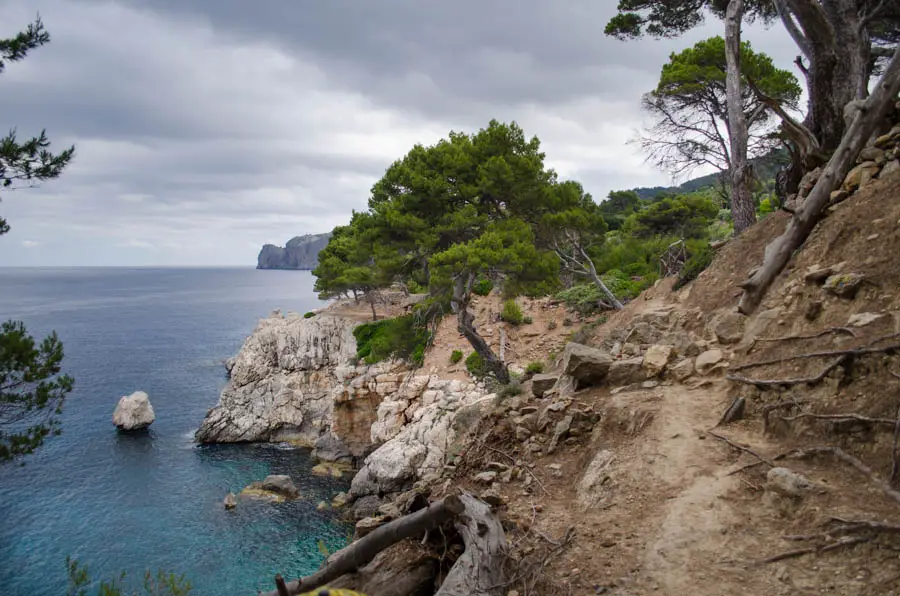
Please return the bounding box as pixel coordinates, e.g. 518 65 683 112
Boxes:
0 0 800 267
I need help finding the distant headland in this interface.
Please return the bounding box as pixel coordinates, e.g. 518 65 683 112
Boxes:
256 233 332 270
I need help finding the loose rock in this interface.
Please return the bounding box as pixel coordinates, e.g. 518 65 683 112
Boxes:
560 342 614 388
712 312 746 345
767 467 815 498
695 350 725 375
608 357 646 386
223 492 237 510
823 273 865 299
531 373 558 398
642 345 675 377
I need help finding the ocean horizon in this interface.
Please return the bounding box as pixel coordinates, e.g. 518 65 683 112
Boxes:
0 267 352 596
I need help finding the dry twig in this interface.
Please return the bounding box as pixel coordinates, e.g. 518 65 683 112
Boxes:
779 412 897 427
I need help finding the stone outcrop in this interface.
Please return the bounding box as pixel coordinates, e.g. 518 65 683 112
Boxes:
350 379 492 499
558 342 613 389
113 391 155 430
257 233 332 270
195 312 369 455
240 474 301 502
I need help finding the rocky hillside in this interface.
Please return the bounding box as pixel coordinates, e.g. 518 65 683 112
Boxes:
256 232 332 270
205 134 900 595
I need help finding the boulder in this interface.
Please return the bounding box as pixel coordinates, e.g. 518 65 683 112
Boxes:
223 492 237 510
712 312 746 345
312 433 353 463
312 462 352 479
608 357 646 386
859 146 885 162
669 359 694 381
823 273 865 299
531 373 559 398
560 343 613 388
803 264 834 284
576 449 615 509
767 467 815 498
880 159 900 178
642 345 675 377
695 350 725 375
847 312 887 328
112 391 155 430
331 492 350 508
257 474 300 499
843 162 880 191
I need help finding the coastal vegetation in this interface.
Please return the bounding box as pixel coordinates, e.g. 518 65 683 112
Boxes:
1 18 75 462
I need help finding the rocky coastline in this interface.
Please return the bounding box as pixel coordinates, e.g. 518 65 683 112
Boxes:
196 306 496 502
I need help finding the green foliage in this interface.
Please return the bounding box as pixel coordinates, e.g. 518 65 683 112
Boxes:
555 271 653 314
465 351 486 377
627 193 719 239
303 311 316 319
497 380 523 399
599 190 644 231
500 299 525 325
674 242 714 290
1 19 75 236
353 315 432 366
757 194 778 217
605 1 775 40
0 320 74 461
450 350 464 364
525 361 544 375
66 557 192 596
641 35 800 180
473 278 493 296
523 315 533 324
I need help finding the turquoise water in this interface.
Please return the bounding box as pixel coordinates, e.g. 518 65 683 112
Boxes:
0 268 351 596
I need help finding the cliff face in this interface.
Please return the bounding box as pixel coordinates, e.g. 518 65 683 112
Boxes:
256 233 332 270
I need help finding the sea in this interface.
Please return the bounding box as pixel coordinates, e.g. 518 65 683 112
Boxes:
0 267 352 596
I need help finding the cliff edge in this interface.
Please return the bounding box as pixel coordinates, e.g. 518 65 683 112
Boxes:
256 232 332 270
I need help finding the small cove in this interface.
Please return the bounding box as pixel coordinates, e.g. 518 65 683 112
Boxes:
0 267 351 595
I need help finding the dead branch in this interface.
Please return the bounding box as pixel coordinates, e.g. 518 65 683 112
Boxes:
754 327 857 342
775 446 900 507
727 357 844 387
707 430 775 467
436 493 509 596
259 496 465 596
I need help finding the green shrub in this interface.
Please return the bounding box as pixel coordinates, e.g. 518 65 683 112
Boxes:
303 311 316 319
473 278 493 296
525 361 544 375
500 299 524 325
353 315 433 366
674 242 713 290
465 351 486 377
523 315 533 324
547 320 558 330
562 317 573 327
67 557 192 596
406 280 425 294
450 350 464 364
498 380 523 399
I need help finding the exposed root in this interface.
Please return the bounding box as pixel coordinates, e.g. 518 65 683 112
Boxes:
774 446 900 507
754 327 857 343
760 518 900 565
707 429 774 467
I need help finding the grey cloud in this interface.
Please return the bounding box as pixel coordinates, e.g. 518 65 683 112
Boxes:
0 0 800 266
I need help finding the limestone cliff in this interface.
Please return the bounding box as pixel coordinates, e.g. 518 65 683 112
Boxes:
256 233 332 270
195 309 494 477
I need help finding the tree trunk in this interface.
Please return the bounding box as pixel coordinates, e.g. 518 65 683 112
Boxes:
368 292 378 321
258 496 465 596
435 493 509 596
725 0 756 234
738 45 900 315
453 275 510 384
575 244 624 309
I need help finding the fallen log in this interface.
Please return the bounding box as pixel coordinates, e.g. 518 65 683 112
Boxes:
258 495 464 596
738 44 900 315
435 493 509 596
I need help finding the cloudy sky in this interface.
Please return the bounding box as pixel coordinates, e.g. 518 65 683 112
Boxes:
0 0 798 266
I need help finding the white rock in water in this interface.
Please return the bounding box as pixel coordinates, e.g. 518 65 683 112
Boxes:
113 391 155 430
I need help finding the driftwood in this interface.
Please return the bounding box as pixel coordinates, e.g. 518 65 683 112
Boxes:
259 495 465 596
435 493 509 596
738 44 900 314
